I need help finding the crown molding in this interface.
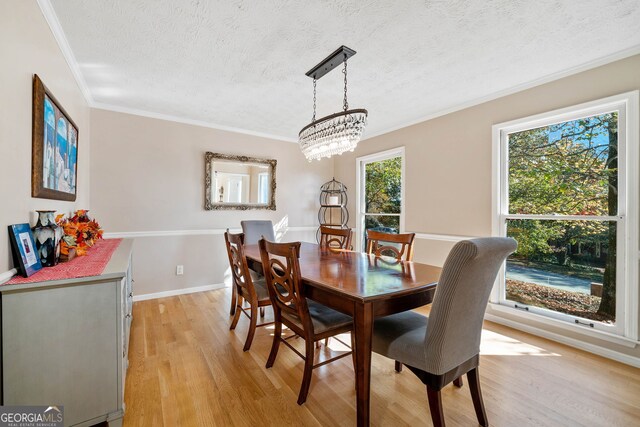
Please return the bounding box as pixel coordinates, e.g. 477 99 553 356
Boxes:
37 0 640 144
362 44 640 141
91 102 297 143
37 0 94 105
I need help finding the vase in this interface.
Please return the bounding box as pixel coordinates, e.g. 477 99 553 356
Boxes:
32 210 63 267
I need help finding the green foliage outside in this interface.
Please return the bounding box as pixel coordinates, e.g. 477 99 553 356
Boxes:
507 112 618 318
364 157 402 233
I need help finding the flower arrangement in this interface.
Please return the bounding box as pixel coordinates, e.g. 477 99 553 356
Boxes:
55 210 103 257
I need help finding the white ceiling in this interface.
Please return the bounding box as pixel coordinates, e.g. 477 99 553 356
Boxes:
47 0 640 141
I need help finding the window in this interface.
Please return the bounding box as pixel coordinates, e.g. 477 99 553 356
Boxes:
492 92 638 340
356 147 405 251
257 173 269 204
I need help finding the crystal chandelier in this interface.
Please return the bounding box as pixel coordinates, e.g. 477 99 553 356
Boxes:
299 46 368 161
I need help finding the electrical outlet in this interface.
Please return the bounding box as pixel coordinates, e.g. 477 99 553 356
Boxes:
176 265 184 275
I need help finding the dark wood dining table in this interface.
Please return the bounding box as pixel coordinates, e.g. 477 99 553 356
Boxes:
243 242 441 426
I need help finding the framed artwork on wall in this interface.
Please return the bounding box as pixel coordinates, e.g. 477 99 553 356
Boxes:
8 223 43 278
31 74 79 201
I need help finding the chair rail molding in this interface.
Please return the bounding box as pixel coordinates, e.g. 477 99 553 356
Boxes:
411 232 479 242
104 226 317 239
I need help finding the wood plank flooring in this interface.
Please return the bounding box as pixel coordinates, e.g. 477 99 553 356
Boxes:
123 288 640 426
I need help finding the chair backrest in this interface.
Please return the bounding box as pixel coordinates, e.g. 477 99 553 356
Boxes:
319 226 352 250
241 220 276 245
366 230 415 261
258 239 313 332
423 237 517 375
224 230 257 302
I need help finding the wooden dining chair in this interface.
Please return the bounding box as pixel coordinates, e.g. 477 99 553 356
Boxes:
259 239 354 405
372 237 517 427
366 229 415 261
366 229 416 371
224 231 273 351
228 220 276 316
319 225 353 250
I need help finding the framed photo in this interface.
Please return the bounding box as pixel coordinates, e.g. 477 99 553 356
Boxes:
8 224 43 278
32 74 79 201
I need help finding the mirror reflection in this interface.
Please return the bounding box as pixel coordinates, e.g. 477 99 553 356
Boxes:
205 153 276 210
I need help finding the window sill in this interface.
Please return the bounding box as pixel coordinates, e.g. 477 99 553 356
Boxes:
486 302 639 349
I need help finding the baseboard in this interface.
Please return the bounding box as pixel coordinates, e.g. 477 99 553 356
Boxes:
484 313 640 368
133 283 226 301
0 269 17 285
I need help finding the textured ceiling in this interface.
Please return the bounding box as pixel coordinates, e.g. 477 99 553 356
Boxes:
49 0 640 141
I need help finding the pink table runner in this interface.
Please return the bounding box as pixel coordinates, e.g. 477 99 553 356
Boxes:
5 238 123 285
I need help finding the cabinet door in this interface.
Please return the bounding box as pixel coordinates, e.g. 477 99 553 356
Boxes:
2 282 118 426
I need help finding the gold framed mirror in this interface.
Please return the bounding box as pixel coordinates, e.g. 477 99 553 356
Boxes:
204 152 276 210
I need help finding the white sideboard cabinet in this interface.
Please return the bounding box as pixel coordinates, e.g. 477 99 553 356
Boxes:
0 239 134 427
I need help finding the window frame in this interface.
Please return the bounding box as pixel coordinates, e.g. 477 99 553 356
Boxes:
355 147 406 252
491 91 639 341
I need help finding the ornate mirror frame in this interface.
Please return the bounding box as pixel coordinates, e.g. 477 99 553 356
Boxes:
204 152 277 210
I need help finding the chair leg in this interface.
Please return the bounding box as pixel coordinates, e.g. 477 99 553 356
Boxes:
324 337 329 346
260 306 265 317
266 320 282 369
297 338 315 405
230 285 237 315
453 376 463 388
467 368 488 427
395 360 403 372
426 386 445 427
243 305 258 351
229 300 241 330
350 332 356 371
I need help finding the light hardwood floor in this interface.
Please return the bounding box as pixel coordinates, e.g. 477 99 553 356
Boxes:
123 288 640 426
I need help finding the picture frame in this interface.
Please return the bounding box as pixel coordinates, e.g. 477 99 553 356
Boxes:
32 74 79 201
8 224 43 278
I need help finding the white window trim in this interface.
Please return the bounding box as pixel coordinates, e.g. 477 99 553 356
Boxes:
491 90 639 342
355 147 406 252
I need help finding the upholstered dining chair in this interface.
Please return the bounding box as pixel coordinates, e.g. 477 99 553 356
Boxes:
241 220 276 244
319 225 353 250
366 230 415 262
229 220 276 316
372 237 517 427
259 239 355 405
224 230 273 351
366 229 416 371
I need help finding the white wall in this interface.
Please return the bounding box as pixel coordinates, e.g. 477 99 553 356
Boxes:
90 109 331 296
334 54 640 363
0 0 91 276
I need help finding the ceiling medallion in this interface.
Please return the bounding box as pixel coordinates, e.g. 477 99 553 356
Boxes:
299 46 368 161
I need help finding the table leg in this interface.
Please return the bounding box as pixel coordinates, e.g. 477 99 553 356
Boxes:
354 302 373 427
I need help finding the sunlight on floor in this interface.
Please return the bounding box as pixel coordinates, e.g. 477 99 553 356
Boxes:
480 329 560 357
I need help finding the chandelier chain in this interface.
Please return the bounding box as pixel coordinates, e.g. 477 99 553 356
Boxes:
312 78 317 122
342 55 348 111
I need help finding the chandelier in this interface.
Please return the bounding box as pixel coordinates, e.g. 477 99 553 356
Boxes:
299 46 368 161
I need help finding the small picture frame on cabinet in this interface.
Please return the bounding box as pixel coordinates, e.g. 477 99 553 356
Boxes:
8 223 43 277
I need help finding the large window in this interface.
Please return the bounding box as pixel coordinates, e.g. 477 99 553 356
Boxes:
493 92 638 340
356 147 405 251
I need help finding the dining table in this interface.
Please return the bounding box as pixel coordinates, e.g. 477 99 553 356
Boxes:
243 242 441 427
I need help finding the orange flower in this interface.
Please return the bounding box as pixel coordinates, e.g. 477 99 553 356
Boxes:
55 210 103 256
